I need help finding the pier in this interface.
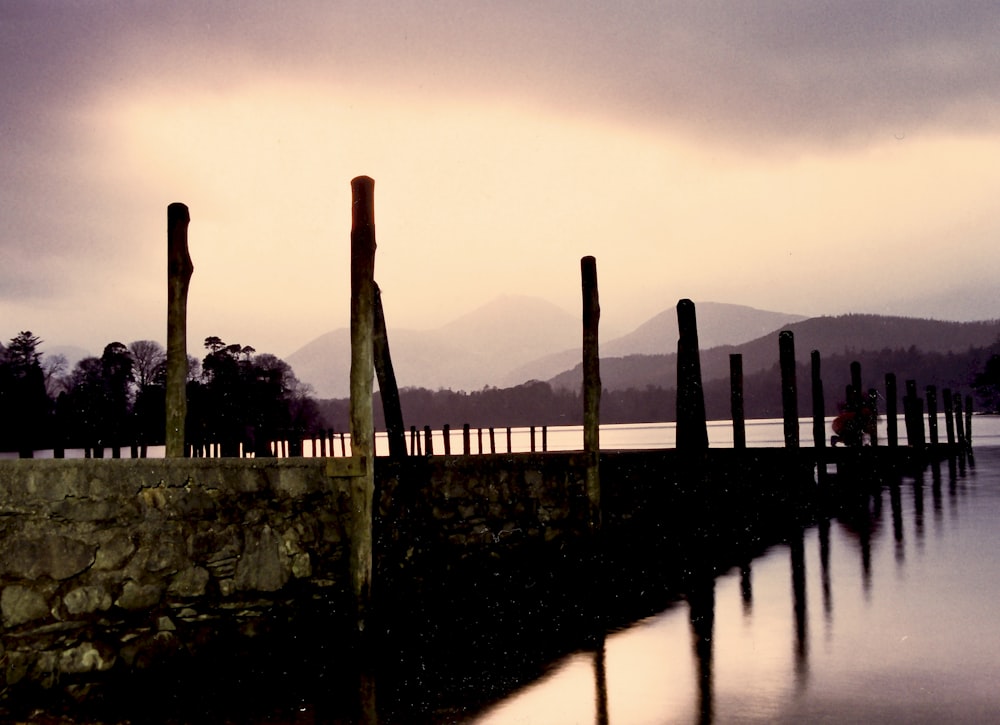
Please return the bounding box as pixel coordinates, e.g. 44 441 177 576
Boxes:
0 177 976 720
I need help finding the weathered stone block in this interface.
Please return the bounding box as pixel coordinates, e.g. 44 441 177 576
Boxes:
1 535 96 580
63 585 112 615
58 642 115 674
1 585 50 627
234 525 290 592
94 532 136 571
167 566 210 598
116 580 163 611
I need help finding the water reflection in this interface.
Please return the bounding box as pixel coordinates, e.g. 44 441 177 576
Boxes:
472 448 996 724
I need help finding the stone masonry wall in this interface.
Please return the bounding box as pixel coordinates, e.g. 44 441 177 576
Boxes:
0 458 360 699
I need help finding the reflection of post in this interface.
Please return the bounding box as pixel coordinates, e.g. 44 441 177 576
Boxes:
166 203 193 459
581 256 601 532
593 633 609 725
730 354 746 450
790 527 809 683
349 176 377 630
779 331 799 448
676 299 709 452
818 516 832 621
688 572 715 725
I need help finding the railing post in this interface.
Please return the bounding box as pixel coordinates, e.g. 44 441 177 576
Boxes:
166 202 193 459
581 255 601 532
885 374 899 447
348 175 376 631
810 351 825 452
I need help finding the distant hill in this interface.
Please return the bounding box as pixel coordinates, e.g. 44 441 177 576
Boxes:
287 295 580 398
548 313 1000 392
502 302 805 385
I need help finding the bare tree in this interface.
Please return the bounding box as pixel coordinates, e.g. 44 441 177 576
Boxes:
128 340 166 389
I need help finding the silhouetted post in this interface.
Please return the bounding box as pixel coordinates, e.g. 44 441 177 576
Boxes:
489 427 496 454
506 426 512 453
965 394 973 450
542 425 548 452
903 380 925 448
926 386 939 446
730 354 746 450
463 424 471 455
779 331 799 448
340 432 347 456
373 283 406 459
348 175 377 630
582 255 601 531
530 426 536 452
885 374 899 447
955 395 967 448
443 424 451 455
942 388 955 446
424 425 433 455
166 202 193 458
810 351 825 453
676 299 709 452
867 389 879 445
477 427 483 454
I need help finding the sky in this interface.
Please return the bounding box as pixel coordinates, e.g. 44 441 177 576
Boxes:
3 1 1000 361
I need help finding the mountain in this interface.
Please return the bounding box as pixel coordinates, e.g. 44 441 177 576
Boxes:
547 313 1000 392
501 302 806 385
286 295 581 398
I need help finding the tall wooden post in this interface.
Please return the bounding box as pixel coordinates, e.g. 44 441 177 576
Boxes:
810 351 826 451
349 176 376 630
729 354 746 450
779 331 799 448
955 395 967 448
581 256 601 532
166 203 193 458
885 374 899 447
676 299 708 452
373 284 406 459
965 394 973 450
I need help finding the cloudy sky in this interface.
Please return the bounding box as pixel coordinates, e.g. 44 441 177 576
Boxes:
3 1 999 359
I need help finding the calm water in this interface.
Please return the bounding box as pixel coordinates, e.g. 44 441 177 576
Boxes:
473 445 1000 723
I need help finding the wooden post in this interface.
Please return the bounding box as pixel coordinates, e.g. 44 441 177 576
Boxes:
542 425 548 452
463 423 471 455
409 426 417 455
942 388 956 446
779 331 799 448
810 351 825 452
955 395 967 448
530 426 536 452
489 427 496 454
903 380 926 448
373 284 406 459
965 394 973 450
424 425 433 455
926 386 939 446
348 175 377 630
443 424 451 455
730 354 746 450
506 426 512 453
885 374 899 448
867 388 879 446
166 202 193 458
676 299 709 452
581 255 601 532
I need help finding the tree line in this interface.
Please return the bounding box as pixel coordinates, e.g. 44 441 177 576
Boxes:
0 332 321 457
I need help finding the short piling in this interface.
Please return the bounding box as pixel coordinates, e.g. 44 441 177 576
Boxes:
166 202 193 459
926 386 939 446
810 351 825 452
943 388 956 446
730 354 746 450
779 331 799 448
676 299 709 452
885 374 899 447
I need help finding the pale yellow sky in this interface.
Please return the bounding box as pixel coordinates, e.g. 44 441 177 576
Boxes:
3 3 999 358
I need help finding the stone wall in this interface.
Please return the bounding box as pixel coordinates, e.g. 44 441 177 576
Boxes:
0 457 362 699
